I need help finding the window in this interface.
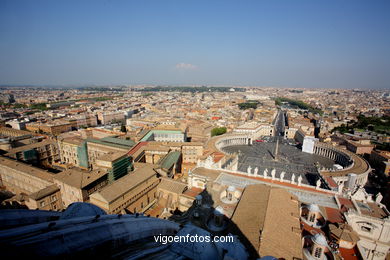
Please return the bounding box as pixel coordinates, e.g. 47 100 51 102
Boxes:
40 201 45 207
314 247 322 258
361 226 372 233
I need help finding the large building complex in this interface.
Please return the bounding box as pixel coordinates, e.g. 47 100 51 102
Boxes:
0 86 389 260
89 164 159 214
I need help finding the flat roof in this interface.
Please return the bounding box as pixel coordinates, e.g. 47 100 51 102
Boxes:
0 156 54 182
96 151 127 163
5 139 55 154
54 167 108 189
191 167 221 181
231 184 302 259
159 151 181 170
59 137 84 146
28 184 59 200
100 136 136 147
86 138 133 151
158 177 187 194
140 129 183 142
90 164 157 204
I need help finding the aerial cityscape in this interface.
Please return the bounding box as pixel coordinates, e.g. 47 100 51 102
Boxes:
0 1 389 260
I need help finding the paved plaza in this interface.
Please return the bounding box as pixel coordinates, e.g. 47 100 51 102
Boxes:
223 138 335 185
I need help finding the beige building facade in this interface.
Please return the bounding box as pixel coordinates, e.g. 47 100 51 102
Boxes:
89 164 159 214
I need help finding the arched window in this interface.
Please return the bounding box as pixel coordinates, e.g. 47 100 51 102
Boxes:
314 247 322 258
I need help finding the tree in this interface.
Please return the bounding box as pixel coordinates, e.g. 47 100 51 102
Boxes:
211 127 227 137
238 102 258 110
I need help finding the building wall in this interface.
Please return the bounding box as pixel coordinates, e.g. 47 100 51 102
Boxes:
25 190 63 211
90 175 159 214
112 176 159 214
178 194 195 212
188 173 207 189
87 142 128 168
0 126 32 137
145 151 167 164
30 142 59 167
181 162 196 175
294 128 305 144
157 188 180 210
97 112 125 125
370 151 390 176
41 124 72 136
182 145 203 164
357 238 389 260
302 136 317 154
26 123 72 136
53 179 84 208
154 132 185 142
53 174 109 208
76 115 97 127
346 211 390 260
285 128 298 139
25 124 39 133
0 162 52 195
346 213 390 244
58 140 79 166
346 141 374 155
8 121 26 130
256 125 274 137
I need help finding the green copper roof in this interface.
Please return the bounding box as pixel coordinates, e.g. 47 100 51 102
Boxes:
86 137 134 150
140 130 183 142
101 136 135 147
159 151 181 170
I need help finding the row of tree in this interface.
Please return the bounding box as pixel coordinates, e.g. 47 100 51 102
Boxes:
211 127 227 136
238 102 258 110
332 115 390 135
274 97 323 115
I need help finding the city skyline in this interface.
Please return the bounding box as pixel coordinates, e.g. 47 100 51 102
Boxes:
1 0 389 89
1 1 390 258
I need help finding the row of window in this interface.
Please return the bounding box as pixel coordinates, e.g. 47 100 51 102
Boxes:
112 181 159 213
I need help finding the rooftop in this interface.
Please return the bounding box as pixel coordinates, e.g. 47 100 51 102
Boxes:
231 184 302 259
139 129 183 142
28 184 59 201
100 136 136 147
158 151 181 170
96 151 127 163
86 137 133 151
5 139 56 154
90 164 157 204
0 156 54 182
59 137 84 146
158 177 187 194
53 167 108 189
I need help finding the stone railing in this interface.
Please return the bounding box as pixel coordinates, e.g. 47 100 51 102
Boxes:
195 165 338 195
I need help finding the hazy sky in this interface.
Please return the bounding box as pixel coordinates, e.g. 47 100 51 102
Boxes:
0 0 389 89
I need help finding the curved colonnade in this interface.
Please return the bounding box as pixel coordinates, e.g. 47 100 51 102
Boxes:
208 133 370 187
314 142 370 186
214 134 252 151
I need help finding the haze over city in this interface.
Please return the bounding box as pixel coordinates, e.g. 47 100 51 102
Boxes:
0 0 389 88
